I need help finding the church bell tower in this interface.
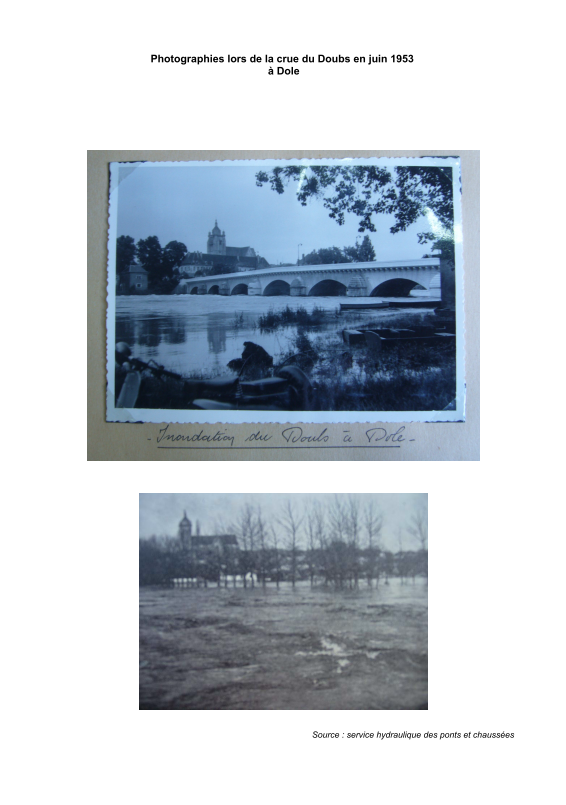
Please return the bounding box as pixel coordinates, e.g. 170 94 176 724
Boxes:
207 220 226 255
178 511 192 548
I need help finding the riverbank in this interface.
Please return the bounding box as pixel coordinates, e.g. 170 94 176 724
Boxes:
120 305 455 411
284 309 455 411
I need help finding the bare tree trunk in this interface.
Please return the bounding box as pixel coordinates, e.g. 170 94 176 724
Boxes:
279 499 304 591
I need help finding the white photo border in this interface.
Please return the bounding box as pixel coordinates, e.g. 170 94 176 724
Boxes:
106 155 465 424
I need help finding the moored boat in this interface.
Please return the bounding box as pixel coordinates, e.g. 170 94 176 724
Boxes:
340 301 390 311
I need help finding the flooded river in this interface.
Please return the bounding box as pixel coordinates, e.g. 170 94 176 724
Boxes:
139 579 428 710
116 295 431 378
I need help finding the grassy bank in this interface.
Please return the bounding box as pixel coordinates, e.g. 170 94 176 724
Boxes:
258 305 334 330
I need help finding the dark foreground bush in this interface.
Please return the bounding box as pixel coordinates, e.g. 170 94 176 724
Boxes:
311 340 457 411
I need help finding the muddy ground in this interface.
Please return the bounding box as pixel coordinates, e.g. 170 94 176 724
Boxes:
139 580 427 710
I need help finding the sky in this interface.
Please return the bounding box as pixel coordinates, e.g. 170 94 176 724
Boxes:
139 493 427 552
116 163 434 266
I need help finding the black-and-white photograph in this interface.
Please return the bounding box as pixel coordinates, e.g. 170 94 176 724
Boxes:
139 493 428 710
108 157 464 423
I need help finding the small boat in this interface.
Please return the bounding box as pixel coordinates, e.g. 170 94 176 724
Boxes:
342 327 456 350
364 330 456 351
342 329 367 346
340 301 390 311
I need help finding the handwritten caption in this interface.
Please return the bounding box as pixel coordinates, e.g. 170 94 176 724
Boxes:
153 424 414 450
150 54 414 76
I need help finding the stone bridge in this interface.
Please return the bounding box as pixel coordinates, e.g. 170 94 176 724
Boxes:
174 258 441 298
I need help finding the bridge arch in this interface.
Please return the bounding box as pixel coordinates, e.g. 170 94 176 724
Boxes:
370 278 420 297
207 284 220 294
190 286 198 294
264 279 290 296
308 278 347 296
231 283 248 295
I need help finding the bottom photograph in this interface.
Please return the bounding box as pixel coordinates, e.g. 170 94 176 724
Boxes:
139 493 428 710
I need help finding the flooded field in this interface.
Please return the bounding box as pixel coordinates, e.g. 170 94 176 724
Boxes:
139 580 427 710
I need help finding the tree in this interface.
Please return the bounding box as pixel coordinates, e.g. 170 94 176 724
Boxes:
346 496 362 588
407 504 428 581
328 495 348 542
279 499 303 588
256 165 456 305
256 506 269 588
224 545 240 588
137 236 182 293
137 236 164 284
309 501 328 586
301 238 375 265
212 515 237 587
357 235 376 262
269 525 282 588
396 527 406 584
382 550 394 584
325 539 350 588
301 245 350 265
116 235 136 274
407 505 428 551
256 165 453 238
328 496 350 587
364 500 383 586
139 537 168 586
305 509 319 587
204 548 223 587
162 240 188 273
236 504 258 588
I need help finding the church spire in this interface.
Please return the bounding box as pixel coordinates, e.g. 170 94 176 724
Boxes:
208 220 226 254
179 510 192 546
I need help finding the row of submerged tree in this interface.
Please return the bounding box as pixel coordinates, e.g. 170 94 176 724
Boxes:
139 497 428 589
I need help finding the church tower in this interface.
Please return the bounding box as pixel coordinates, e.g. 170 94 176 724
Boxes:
207 220 226 255
178 511 192 548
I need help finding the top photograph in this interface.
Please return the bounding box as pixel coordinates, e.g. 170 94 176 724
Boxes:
106 156 465 425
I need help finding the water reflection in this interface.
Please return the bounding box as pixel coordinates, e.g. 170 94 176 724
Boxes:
115 317 136 346
207 314 227 355
164 317 187 346
138 316 161 350
115 295 410 379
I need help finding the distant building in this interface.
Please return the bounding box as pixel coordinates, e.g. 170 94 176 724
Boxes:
178 220 268 277
207 220 256 260
178 511 239 554
117 261 148 293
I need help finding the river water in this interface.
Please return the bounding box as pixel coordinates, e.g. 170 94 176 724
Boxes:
117 295 335 377
139 578 427 709
115 295 430 378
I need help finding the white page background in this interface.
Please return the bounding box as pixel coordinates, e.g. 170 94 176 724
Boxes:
5 1 562 803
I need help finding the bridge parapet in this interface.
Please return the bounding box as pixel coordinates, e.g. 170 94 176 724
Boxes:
175 258 441 298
